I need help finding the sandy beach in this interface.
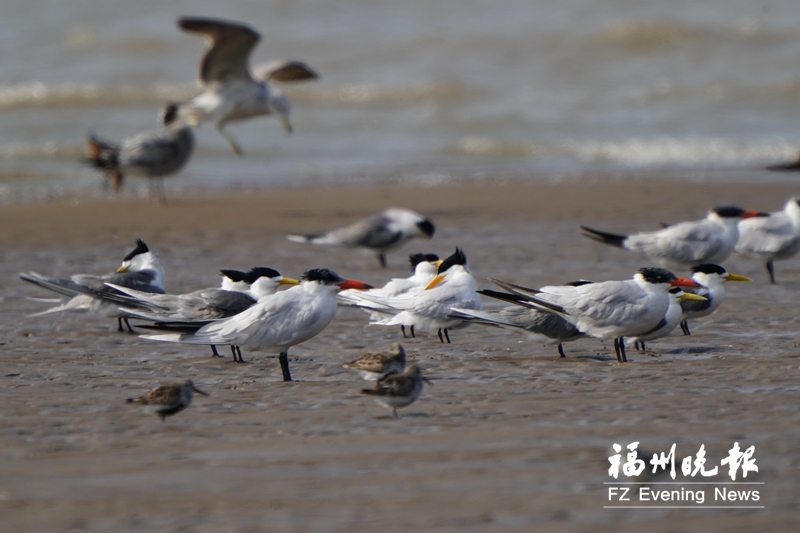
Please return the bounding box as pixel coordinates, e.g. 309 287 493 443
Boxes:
1 177 799 532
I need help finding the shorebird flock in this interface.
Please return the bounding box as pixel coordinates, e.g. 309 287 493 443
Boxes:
20 197 800 419
19 16 800 420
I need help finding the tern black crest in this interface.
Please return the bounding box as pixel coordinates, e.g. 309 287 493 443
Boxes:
123 239 150 261
220 269 248 282
438 248 467 274
637 267 677 284
416 218 436 238
302 268 345 285
409 253 439 271
245 267 282 283
691 264 727 276
711 205 747 218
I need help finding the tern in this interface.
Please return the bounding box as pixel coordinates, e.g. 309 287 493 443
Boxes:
176 16 318 155
452 290 589 358
361 364 431 419
734 197 800 284
352 248 482 343
489 267 701 363
109 267 299 361
343 343 407 381
678 264 751 336
20 239 165 333
287 208 435 268
627 287 707 350
126 380 208 422
87 104 194 203
581 205 768 271
141 268 371 381
338 253 441 333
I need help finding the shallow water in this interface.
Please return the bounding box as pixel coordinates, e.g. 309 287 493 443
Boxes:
3 1 800 201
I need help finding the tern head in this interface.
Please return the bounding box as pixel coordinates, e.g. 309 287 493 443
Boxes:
785 197 800 226
246 266 300 298
710 205 769 221
117 239 159 273
691 264 751 286
635 267 700 288
301 268 372 291
409 253 440 270
220 269 249 291
384 209 435 239
426 248 468 289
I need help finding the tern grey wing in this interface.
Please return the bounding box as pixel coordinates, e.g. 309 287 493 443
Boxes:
176 289 256 320
102 270 165 294
20 272 103 299
178 17 260 84
253 60 319 83
628 221 725 264
736 214 798 256
321 215 403 250
118 130 194 176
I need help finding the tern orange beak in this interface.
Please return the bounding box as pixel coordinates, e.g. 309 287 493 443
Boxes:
742 209 770 219
426 274 446 290
337 279 372 290
670 276 701 288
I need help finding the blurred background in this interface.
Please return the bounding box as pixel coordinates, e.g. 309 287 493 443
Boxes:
2 0 800 202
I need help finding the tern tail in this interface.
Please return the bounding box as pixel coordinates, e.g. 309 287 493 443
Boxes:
580 225 628 248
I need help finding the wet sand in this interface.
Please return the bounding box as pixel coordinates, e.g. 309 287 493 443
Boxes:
1 177 799 532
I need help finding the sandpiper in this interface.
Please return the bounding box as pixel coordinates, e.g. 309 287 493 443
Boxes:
344 343 407 381
362 364 430 419
126 380 208 421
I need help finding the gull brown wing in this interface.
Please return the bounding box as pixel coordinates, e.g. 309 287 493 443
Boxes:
253 60 319 82
178 17 260 84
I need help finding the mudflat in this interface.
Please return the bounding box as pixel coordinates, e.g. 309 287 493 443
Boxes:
1 177 798 532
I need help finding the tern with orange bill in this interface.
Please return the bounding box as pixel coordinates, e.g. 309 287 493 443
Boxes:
489 267 702 362
140 269 371 381
581 205 768 271
351 248 481 343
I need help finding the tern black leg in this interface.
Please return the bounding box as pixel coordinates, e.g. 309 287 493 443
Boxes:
392 407 399 419
437 329 445 343
444 329 451 344
232 346 246 364
117 318 125 332
613 338 621 362
680 320 691 336
123 318 135 334
410 325 416 338
279 351 292 382
619 338 628 362
557 343 566 358
211 345 223 357
401 325 408 338
378 253 387 268
767 261 776 284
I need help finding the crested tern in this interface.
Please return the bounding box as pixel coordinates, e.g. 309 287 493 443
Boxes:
678 263 751 336
734 197 800 284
